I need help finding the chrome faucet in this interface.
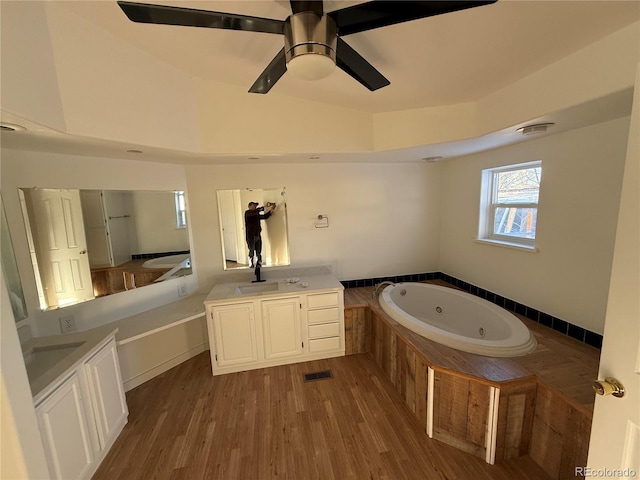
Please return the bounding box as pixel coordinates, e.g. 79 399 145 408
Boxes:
373 281 395 298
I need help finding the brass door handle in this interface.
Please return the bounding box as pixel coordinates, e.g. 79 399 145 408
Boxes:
592 377 625 398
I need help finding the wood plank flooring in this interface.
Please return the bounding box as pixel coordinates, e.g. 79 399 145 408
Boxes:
94 352 550 480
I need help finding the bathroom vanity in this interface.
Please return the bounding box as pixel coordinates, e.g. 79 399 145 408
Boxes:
205 274 345 375
24 328 128 480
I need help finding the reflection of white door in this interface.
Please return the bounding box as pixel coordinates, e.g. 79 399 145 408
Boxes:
218 190 239 262
587 68 639 474
27 189 94 308
80 190 113 267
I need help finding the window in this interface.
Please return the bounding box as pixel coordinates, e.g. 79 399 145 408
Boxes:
174 191 187 228
478 161 541 249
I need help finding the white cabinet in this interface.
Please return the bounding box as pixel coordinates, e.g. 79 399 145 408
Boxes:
84 338 129 450
36 372 95 480
35 335 128 480
209 302 258 367
261 297 302 360
206 288 344 376
305 292 344 355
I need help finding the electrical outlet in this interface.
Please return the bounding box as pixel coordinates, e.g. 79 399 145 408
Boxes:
177 283 188 297
59 315 76 333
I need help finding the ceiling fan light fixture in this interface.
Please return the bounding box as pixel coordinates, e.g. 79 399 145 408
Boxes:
284 12 337 81
287 53 335 80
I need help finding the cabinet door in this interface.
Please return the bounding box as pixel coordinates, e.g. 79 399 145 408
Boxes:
261 297 303 360
36 372 95 480
211 302 258 366
84 339 129 450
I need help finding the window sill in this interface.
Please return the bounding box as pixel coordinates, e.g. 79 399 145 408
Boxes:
474 238 539 253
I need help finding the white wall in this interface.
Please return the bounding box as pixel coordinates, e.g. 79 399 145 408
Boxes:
186 162 442 291
439 117 630 334
0 151 199 336
1 273 50 479
130 191 190 254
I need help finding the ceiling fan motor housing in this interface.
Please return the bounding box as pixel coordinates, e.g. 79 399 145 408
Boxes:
284 12 337 80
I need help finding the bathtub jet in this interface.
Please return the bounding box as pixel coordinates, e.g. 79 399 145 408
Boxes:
378 283 536 357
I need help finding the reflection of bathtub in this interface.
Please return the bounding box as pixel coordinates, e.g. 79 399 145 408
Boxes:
141 254 192 283
142 254 191 269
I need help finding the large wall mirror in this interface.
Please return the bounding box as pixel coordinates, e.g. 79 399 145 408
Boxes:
217 188 290 270
19 188 193 311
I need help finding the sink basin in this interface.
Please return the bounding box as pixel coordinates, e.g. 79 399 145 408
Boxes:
235 282 279 295
24 342 85 382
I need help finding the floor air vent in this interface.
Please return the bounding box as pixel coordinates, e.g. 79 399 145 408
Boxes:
303 370 333 382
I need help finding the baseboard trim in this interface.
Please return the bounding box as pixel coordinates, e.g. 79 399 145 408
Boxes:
122 341 209 392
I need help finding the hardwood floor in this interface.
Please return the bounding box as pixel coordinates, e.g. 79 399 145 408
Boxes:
94 353 550 480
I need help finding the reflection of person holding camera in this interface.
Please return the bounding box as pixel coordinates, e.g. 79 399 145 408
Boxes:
244 201 276 268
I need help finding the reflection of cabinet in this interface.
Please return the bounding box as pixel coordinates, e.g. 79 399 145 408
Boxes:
35 336 128 480
206 289 344 375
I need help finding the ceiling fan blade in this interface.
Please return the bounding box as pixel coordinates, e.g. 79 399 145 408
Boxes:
117 1 284 35
289 1 323 17
336 38 389 91
329 1 497 36
249 49 288 94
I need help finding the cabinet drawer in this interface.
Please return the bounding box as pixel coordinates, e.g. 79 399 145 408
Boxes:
307 307 340 324
307 292 339 309
308 322 341 339
308 336 341 353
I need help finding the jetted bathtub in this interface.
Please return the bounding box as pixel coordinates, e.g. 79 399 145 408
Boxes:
379 283 536 357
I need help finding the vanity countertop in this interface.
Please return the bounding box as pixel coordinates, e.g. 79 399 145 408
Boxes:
23 325 119 404
205 273 344 304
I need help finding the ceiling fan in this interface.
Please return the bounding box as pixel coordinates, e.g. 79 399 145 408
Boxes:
117 1 497 94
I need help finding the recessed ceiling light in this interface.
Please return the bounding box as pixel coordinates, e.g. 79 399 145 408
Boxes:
247 156 260 160
516 123 555 136
0 122 26 132
126 149 143 153
422 156 443 162
309 155 320 160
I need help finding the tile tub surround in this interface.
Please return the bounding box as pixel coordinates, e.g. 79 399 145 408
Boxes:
340 272 603 350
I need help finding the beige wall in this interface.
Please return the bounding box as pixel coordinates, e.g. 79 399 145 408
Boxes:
186 162 442 291
1 274 50 479
439 117 630 334
130 191 190 254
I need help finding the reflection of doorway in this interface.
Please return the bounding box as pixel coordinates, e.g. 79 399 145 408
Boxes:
21 189 94 308
218 190 240 262
80 190 113 267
